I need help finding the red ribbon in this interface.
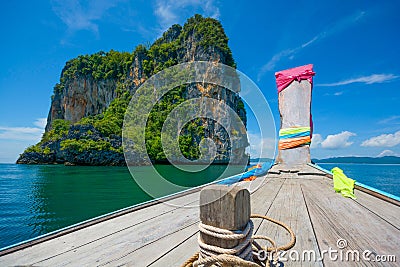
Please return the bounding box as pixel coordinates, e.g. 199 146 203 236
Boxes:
275 64 315 93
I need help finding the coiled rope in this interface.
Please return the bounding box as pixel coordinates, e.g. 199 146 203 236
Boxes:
182 214 296 267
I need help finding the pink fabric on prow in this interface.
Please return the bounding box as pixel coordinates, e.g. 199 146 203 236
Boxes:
275 64 315 93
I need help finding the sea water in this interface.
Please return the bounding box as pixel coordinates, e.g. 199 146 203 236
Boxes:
0 163 399 249
0 163 240 249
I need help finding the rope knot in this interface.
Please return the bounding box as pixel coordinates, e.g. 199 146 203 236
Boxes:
182 214 296 267
197 220 254 265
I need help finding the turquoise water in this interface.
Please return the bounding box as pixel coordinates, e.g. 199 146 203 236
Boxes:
0 163 241 249
0 163 399 250
318 163 400 197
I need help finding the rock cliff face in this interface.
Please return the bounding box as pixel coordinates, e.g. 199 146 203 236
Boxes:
47 77 118 131
18 14 248 166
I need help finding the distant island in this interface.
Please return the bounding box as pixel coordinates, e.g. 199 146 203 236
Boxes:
17 14 248 166
313 156 400 164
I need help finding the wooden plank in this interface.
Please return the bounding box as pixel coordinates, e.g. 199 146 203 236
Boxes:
0 191 200 266
354 189 400 229
6 170 399 267
151 177 287 266
313 176 400 229
104 184 256 266
254 178 323 267
354 184 400 207
297 164 330 177
32 199 199 266
0 176 280 266
301 179 400 267
0 186 202 257
307 163 400 207
250 177 287 233
148 231 199 266
35 213 197 266
148 177 285 266
107 223 199 266
308 164 400 207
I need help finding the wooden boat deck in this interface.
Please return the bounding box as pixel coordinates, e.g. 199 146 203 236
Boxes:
0 164 399 266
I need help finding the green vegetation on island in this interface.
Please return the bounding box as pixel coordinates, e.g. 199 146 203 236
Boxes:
18 14 247 166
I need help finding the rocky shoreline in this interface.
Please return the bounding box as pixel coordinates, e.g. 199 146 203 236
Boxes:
17 124 125 166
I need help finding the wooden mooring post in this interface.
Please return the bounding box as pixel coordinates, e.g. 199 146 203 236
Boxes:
275 64 315 168
199 184 252 261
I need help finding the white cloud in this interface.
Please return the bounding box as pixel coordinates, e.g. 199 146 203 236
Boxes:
311 132 356 149
320 131 356 149
154 0 220 30
246 132 276 159
33 118 47 129
379 115 400 125
257 48 297 80
257 36 319 80
155 2 177 27
257 11 366 80
51 0 120 38
318 74 399 87
377 150 399 157
324 91 344 97
0 118 46 142
310 133 323 148
0 140 34 163
361 131 400 147
0 126 43 141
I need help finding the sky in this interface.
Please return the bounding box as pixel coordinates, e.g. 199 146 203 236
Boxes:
1 0 400 162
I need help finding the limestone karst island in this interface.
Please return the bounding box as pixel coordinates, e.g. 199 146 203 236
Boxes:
17 15 248 166
1 5 399 267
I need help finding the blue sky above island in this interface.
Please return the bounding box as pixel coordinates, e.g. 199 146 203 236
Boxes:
1 0 400 162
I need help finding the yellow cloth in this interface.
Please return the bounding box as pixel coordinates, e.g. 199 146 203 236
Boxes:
331 167 356 199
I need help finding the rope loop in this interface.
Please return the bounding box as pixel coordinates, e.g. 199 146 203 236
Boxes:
198 219 252 240
182 213 296 267
197 220 254 262
250 214 296 252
